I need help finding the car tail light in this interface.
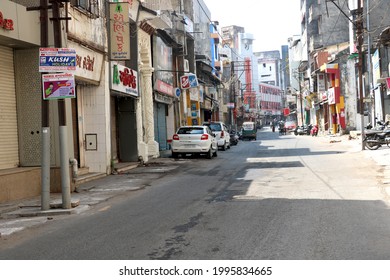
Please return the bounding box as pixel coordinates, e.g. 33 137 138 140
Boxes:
201 134 209 140
221 131 224 137
173 134 179 140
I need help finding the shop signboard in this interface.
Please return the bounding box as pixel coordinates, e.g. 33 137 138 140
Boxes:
155 80 174 96
0 10 14 30
109 2 130 60
42 73 76 100
68 41 104 84
111 63 138 96
317 73 326 93
189 88 199 101
39 48 76 72
328 88 335 104
180 74 198 89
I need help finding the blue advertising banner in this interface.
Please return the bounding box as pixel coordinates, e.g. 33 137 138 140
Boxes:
39 48 76 72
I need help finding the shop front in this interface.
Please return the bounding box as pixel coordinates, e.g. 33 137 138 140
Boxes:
110 63 139 162
320 63 345 134
154 90 174 151
68 41 106 172
0 1 44 202
152 35 176 151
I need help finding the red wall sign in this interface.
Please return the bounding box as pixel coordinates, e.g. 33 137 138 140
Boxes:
0 11 14 31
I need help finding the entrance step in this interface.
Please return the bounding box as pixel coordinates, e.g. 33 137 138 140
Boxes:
74 172 106 186
77 167 89 176
114 162 139 174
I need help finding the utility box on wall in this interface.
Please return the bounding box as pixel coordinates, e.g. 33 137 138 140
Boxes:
85 134 97 151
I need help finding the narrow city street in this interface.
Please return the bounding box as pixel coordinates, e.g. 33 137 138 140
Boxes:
1 128 390 260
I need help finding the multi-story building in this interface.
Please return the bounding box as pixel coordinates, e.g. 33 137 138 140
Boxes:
259 83 282 125
254 50 281 87
254 50 283 123
299 0 350 133
350 0 390 126
221 25 245 127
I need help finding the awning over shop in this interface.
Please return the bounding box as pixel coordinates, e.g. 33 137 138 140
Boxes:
379 26 390 46
196 60 221 84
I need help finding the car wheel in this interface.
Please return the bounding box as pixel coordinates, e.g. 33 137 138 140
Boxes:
206 148 213 159
172 152 178 158
222 142 227 151
227 141 231 149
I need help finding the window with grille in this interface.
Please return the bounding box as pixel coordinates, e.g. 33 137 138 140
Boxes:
71 0 100 18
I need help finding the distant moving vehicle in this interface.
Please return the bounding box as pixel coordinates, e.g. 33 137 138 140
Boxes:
284 120 297 132
278 121 286 135
171 126 218 159
241 121 257 140
229 130 239 145
203 121 231 150
310 124 319 136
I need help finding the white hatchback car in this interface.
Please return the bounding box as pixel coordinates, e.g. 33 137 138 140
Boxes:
171 126 218 159
203 122 231 150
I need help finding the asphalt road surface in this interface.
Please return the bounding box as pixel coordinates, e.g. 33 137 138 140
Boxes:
1 127 390 260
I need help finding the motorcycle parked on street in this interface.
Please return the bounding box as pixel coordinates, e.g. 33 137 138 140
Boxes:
294 124 312 136
363 121 390 150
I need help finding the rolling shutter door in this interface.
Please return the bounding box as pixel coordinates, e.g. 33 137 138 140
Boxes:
0 46 19 169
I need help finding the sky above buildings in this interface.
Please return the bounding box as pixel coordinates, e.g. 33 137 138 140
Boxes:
203 0 301 52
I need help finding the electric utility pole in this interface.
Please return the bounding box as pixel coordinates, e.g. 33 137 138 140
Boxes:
40 0 50 210
357 0 365 150
52 0 72 208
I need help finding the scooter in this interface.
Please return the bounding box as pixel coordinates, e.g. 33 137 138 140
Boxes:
278 122 287 135
310 124 318 136
229 130 239 145
294 125 311 136
363 122 390 150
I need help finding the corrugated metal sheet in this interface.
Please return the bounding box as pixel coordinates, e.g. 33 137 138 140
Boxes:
0 46 19 169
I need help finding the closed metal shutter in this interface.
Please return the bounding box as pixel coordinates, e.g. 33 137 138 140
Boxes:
0 46 19 169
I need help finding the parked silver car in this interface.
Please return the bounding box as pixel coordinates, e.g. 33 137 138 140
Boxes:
203 121 231 150
171 126 218 159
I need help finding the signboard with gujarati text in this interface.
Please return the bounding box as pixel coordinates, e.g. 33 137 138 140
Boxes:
110 63 138 96
109 2 130 60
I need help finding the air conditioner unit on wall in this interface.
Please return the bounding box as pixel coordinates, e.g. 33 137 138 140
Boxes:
184 59 189 72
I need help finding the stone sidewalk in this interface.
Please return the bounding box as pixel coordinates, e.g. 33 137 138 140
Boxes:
0 154 185 237
321 133 390 202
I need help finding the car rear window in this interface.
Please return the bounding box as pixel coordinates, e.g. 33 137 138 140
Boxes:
208 123 222 131
177 127 204 134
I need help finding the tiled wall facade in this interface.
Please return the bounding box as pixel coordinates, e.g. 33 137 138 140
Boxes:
81 62 111 174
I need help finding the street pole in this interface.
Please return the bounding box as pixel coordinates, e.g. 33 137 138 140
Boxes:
230 61 235 126
53 0 71 208
298 72 304 126
357 0 365 150
40 0 50 210
366 0 374 123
